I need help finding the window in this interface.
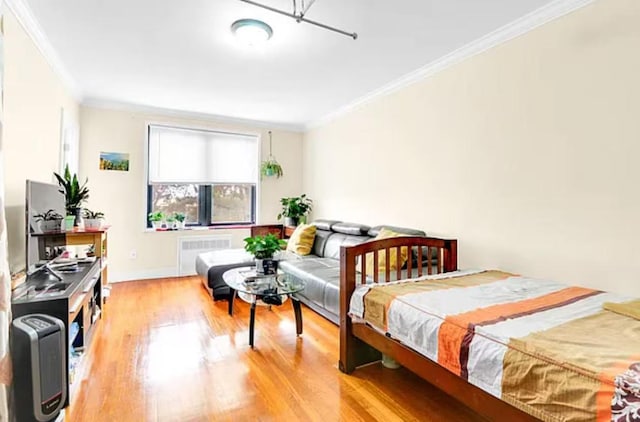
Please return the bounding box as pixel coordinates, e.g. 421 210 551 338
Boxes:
146 125 258 227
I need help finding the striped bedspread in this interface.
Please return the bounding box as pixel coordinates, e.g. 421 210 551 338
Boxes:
349 270 640 422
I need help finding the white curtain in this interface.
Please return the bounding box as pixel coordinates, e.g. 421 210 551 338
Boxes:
0 5 10 421
148 125 258 184
0 147 11 422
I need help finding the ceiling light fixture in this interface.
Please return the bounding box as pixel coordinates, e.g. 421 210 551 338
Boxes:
231 19 273 45
238 0 357 40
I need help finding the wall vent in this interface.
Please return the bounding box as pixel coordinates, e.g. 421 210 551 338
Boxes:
178 235 232 276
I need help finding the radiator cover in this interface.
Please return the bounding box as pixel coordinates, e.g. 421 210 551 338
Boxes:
177 235 232 276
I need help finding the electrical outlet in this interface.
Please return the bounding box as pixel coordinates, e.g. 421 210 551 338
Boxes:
129 249 137 259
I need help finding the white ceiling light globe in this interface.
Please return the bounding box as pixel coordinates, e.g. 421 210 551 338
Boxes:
231 19 273 46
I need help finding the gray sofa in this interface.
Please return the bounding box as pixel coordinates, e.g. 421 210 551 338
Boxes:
195 219 427 325
281 220 426 324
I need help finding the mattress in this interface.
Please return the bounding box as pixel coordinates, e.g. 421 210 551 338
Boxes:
349 270 640 422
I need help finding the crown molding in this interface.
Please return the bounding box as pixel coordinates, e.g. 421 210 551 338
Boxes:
4 0 82 100
82 98 306 133
306 0 595 130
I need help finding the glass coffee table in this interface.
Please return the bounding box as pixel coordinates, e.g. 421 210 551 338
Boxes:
222 266 306 348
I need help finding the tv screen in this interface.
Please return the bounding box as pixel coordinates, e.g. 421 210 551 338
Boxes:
25 180 66 271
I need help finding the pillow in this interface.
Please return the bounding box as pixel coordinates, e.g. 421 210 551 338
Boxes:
286 224 317 256
365 228 409 275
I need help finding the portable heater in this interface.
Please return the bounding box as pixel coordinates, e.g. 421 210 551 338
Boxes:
12 314 66 422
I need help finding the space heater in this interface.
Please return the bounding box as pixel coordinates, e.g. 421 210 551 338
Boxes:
12 314 66 422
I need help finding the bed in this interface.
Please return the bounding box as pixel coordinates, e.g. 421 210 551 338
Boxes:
339 236 640 422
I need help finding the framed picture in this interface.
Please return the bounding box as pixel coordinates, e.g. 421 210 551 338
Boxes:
99 152 130 171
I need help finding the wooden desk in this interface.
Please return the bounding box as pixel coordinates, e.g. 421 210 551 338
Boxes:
32 228 109 286
284 225 296 239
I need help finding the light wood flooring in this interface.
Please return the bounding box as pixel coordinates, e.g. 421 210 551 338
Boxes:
66 276 485 421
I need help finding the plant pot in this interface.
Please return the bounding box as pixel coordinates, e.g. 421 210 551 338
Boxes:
72 207 83 227
151 221 163 230
255 258 264 274
64 216 75 231
174 221 185 230
284 217 298 227
40 219 63 232
262 259 278 275
84 219 102 230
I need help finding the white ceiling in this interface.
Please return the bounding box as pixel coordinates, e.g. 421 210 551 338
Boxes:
24 0 561 128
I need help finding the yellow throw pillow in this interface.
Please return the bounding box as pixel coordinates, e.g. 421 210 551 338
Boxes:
365 228 409 275
286 224 317 256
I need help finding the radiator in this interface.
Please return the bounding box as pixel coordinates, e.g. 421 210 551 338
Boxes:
178 235 232 276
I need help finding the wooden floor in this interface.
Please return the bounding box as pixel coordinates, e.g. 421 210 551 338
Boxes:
66 276 485 422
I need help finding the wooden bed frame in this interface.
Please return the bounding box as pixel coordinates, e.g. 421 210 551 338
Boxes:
339 236 538 421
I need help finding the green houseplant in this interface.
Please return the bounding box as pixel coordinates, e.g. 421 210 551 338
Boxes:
277 194 313 227
83 209 105 230
260 131 284 179
172 212 186 230
33 209 64 232
54 164 89 225
148 211 166 229
244 233 286 274
261 159 284 178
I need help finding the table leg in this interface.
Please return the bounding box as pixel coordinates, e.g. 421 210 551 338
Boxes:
249 298 257 348
228 289 236 316
292 297 303 336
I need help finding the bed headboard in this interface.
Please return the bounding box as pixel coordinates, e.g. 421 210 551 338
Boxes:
340 236 458 286
338 236 458 371
339 235 458 323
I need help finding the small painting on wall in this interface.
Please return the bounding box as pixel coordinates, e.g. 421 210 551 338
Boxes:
100 152 130 171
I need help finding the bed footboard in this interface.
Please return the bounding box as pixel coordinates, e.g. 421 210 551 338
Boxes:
339 236 457 373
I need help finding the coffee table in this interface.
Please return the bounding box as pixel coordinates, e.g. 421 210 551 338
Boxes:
222 266 306 348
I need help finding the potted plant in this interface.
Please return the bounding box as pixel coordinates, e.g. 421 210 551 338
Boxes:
34 209 64 232
260 131 284 179
148 211 166 229
172 212 186 229
277 194 313 227
54 164 89 226
261 159 284 178
243 233 286 274
83 209 105 230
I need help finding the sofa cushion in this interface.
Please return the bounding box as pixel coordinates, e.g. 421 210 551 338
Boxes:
367 225 426 237
312 229 333 257
323 233 370 260
280 258 340 309
331 222 371 236
286 224 316 255
312 219 342 231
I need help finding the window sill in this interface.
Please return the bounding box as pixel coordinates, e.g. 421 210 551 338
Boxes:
143 225 254 233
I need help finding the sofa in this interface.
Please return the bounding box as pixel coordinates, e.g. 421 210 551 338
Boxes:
280 220 426 324
196 219 427 325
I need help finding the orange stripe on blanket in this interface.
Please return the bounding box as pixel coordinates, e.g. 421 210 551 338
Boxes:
437 286 598 376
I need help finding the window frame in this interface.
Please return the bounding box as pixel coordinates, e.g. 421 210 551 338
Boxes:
144 122 260 229
146 184 256 228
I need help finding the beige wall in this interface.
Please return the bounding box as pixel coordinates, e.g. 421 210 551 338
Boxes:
303 0 640 296
3 9 79 273
79 106 303 281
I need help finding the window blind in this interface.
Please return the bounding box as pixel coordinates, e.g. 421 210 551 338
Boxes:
148 125 258 184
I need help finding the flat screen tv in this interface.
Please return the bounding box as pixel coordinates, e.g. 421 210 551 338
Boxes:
25 180 66 271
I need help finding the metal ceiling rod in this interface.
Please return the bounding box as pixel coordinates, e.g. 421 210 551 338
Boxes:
300 0 317 17
238 0 357 40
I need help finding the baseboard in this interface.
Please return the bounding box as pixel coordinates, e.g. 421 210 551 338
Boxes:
109 267 182 283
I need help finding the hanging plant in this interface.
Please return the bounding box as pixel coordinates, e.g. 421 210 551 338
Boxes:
260 131 284 179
